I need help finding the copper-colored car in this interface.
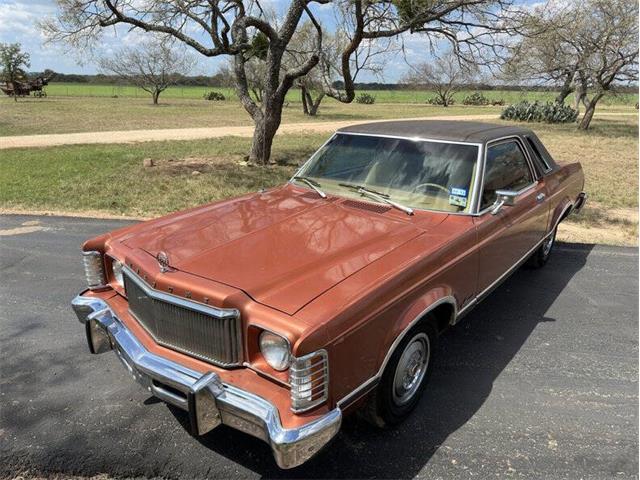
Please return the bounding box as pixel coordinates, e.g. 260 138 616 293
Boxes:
72 121 586 468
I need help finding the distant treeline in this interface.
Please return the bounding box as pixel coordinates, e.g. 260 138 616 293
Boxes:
36 71 229 87
330 80 639 93
33 72 638 93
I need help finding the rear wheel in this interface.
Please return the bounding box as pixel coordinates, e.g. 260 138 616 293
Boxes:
362 321 437 427
527 227 557 268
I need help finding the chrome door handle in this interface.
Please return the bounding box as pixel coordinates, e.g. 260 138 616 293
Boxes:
536 193 546 203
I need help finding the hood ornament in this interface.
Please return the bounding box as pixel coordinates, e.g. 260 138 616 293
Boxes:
156 251 174 273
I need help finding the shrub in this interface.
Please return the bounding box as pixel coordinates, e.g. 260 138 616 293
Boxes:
491 99 505 106
500 100 578 123
355 93 376 104
462 92 490 106
426 96 455 106
203 91 226 101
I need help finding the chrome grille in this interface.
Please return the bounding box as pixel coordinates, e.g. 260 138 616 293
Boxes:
123 270 242 367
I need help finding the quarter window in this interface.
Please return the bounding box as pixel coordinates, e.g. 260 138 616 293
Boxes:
525 136 552 173
481 140 534 210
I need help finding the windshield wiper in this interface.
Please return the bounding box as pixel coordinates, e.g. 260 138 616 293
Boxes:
292 176 327 198
338 183 414 216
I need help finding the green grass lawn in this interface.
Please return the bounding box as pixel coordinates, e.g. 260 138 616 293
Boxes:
1 92 635 137
0 134 318 216
0 95 509 136
42 82 639 106
1 115 637 244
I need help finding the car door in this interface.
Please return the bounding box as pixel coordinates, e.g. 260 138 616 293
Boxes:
473 137 550 294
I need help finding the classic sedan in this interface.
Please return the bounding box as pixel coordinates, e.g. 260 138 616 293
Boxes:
72 120 586 468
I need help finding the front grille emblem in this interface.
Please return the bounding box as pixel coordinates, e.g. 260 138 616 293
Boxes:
156 251 174 273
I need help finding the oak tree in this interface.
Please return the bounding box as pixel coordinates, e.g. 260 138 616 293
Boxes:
44 0 516 164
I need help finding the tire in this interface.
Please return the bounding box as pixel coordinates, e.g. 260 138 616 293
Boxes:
527 227 557 268
362 321 437 428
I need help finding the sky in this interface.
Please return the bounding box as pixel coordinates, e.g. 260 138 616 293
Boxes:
0 0 537 82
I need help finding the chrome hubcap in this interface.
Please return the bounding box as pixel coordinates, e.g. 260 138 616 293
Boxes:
542 233 554 257
392 333 430 406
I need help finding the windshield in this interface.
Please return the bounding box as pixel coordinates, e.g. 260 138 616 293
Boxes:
295 133 480 213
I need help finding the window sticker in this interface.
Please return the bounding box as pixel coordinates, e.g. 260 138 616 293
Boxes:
450 187 468 197
449 195 467 207
449 186 468 207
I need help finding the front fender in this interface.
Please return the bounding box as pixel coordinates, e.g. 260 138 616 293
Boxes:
377 288 457 372
334 288 457 409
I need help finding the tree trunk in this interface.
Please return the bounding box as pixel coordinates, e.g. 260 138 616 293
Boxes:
308 93 324 116
578 103 596 130
304 90 314 115
577 93 603 130
573 84 587 114
555 88 573 105
248 109 281 165
301 86 309 115
152 89 160 105
555 71 574 105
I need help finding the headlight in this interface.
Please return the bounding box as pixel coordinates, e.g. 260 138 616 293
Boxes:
82 251 106 290
111 258 124 286
259 331 291 371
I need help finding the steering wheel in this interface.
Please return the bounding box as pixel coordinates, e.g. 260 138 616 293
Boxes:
411 183 449 196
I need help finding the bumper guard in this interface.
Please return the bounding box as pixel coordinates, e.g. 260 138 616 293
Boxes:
71 294 341 469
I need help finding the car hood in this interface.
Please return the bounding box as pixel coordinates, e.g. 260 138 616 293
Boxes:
118 187 441 315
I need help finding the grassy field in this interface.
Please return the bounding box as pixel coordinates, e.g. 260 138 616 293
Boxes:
1 94 636 137
1 115 637 244
0 95 507 136
42 82 639 106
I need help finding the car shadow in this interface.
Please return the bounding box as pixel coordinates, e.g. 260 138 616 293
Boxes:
165 243 593 478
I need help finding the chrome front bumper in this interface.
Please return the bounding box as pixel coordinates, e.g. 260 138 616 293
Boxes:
71 294 341 469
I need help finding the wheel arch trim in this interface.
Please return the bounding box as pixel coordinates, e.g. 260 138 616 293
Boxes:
336 295 457 409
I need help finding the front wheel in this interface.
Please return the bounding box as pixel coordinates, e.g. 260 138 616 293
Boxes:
362 321 437 427
527 227 557 268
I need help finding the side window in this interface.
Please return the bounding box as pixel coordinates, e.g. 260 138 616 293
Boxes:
529 135 557 171
525 136 551 173
481 140 534 210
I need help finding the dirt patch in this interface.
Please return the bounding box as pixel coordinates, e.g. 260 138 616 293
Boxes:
558 204 638 246
146 155 246 175
0 208 148 221
558 221 637 246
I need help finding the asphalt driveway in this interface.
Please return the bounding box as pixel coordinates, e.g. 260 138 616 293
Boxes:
1 214 638 479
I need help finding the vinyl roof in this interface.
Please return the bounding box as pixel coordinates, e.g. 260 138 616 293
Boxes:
337 120 533 143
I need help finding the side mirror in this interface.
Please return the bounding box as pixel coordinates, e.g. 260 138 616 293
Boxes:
491 190 518 215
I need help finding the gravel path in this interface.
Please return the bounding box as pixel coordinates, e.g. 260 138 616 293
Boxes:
0 115 502 149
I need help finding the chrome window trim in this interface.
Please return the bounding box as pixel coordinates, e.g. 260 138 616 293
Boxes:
122 265 240 320
337 296 457 409
526 135 555 173
290 131 484 216
476 135 539 214
332 131 484 147
523 135 553 174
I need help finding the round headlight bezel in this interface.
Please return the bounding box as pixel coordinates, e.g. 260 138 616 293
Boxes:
110 257 124 286
259 330 291 371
